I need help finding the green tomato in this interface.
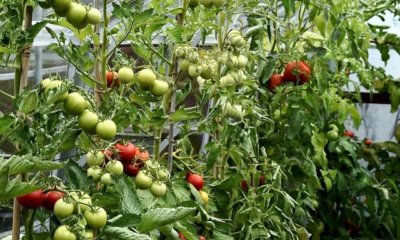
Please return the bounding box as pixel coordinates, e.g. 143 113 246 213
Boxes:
87 167 102 182
106 160 124 176
86 8 101 24
188 64 203 78
45 80 68 102
84 207 107 229
66 3 87 27
137 69 156 89
84 230 94 240
78 109 99 134
200 64 214 79
118 67 134 83
189 0 199 8
157 169 169 181
95 119 117 140
135 171 153 190
150 80 169 96
53 0 72 17
70 192 92 213
200 0 212 7
150 182 167 197
326 130 339 141
211 0 225 7
85 151 105 167
230 35 246 48
101 173 113 185
41 78 51 88
38 0 53 9
54 225 76 240
179 59 190 73
54 198 74 219
237 55 248 68
64 92 86 115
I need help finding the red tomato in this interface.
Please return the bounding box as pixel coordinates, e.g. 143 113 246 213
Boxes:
240 180 248 191
258 175 266 186
268 74 284 91
199 235 206 240
115 142 137 163
123 163 141 177
364 138 373 146
185 172 192 181
178 232 187 240
43 191 65 211
187 174 204 190
17 190 45 209
106 71 119 87
343 130 355 138
283 61 311 84
101 149 114 162
136 149 150 161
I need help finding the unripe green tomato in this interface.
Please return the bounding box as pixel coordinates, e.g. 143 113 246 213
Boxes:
137 69 156 89
78 109 99 134
118 67 134 83
187 52 199 63
70 192 92 213
86 151 105 167
211 0 225 7
219 75 235 87
87 167 102 182
326 130 339 141
188 64 203 78
84 230 94 240
54 198 74 219
66 3 87 27
106 160 124 176
45 80 68 102
53 0 72 17
84 207 107 229
38 0 53 9
64 92 86 115
95 119 117 140
150 80 169 96
175 47 186 58
179 59 190 72
54 225 76 240
200 64 214 79
237 55 248 68
227 30 241 39
86 8 101 25
230 35 246 48
41 78 51 88
157 169 170 181
101 173 113 185
135 171 153 190
150 182 167 197
200 0 212 7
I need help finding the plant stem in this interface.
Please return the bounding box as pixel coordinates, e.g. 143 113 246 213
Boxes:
153 127 162 161
21 209 35 240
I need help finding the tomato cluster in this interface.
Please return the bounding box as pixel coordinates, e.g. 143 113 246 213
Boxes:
42 78 117 141
38 0 101 29
240 174 266 192
268 61 312 91
84 142 170 198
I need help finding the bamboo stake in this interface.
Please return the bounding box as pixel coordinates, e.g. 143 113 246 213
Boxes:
12 5 33 240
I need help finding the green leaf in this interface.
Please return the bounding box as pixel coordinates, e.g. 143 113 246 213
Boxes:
170 108 202 122
19 90 38 114
174 220 199 240
282 0 295 17
211 231 235 240
0 114 17 134
102 226 151 240
205 142 221 170
63 160 90 191
108 214 141 227
115 177 141 214
138 207 196 232
59 129 81 152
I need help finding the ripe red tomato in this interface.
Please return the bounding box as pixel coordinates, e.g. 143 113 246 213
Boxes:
17 190 45 209
364 138 373 146
136 149 149 161
268 74 284 91
283 61 311 84
187 174 204 190
42 191 65 211
258 175 266 186
240 180 248 191
106 71 119 87
178 232 187 240
115 142 137 163
343 130 355 138
123 163 141 177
